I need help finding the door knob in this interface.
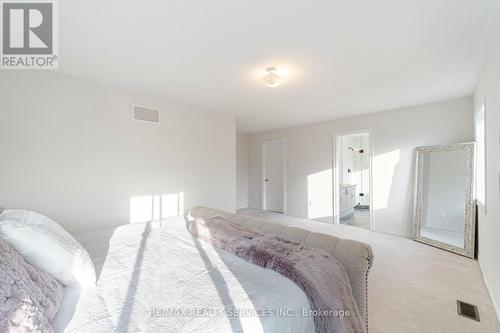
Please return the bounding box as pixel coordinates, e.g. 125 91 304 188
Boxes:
264 178 269 182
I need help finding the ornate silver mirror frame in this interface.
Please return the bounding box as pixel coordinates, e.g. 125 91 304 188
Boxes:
412 142 476 258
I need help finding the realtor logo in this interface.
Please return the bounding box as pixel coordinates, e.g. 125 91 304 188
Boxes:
1 0 57 69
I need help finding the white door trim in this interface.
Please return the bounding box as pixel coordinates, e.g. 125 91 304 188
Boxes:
261 140 286 214
332 129 373 231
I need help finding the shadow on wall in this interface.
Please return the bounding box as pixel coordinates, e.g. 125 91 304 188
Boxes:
130 192 185 224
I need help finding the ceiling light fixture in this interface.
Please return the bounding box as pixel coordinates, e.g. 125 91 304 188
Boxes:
260 67 285 88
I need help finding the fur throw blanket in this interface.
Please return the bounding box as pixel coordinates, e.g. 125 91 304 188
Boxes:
186 216 365 333
0 239 64 333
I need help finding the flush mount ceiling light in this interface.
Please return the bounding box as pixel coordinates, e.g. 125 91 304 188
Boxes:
260 67 286 88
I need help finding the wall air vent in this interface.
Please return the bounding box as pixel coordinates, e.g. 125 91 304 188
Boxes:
133 104 160 123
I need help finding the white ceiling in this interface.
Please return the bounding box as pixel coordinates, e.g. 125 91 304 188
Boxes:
59 0 498 132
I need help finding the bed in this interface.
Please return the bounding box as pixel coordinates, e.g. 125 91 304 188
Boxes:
51 207 373 333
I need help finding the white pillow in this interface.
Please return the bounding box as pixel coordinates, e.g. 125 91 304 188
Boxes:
0 210 96 289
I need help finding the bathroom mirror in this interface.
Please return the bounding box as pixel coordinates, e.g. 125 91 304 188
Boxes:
412 143 476 258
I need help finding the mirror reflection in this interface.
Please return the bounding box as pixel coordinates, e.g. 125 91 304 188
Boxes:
420 149 467 249
413 143 475 258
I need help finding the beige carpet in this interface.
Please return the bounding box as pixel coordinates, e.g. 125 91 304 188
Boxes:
237 208 500 333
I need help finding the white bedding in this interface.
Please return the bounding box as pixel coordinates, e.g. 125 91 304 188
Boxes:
54 216 315 333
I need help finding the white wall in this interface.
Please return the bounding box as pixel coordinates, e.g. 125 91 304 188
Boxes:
474 13 500 321
0 71 236 233
236 132 248 209
247 97 473 236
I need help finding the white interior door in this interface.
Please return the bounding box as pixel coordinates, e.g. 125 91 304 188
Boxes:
263 141 284 213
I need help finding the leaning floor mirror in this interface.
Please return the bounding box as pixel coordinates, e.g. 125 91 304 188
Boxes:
412 143 476 258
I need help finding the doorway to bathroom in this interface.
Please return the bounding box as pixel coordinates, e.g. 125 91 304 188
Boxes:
333 130 372 230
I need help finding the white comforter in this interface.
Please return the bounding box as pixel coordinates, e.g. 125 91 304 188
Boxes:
53 216 314 333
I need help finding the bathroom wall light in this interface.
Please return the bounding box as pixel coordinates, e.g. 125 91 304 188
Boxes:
260 67 286 88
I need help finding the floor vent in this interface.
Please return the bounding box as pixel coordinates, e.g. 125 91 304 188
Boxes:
457 300 480 321
133 104 160 123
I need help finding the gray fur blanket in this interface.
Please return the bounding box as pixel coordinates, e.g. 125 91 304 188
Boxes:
0 239 63 332
186 216 365 333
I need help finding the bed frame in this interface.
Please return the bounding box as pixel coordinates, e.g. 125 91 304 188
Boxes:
188 207 374 333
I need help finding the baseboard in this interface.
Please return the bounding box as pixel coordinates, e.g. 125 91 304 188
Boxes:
372 226 409 238
479 259 500 325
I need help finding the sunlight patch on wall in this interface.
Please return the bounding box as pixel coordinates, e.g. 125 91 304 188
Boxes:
130 192 184 224
373 150 400 210
161 192 185 218
307 169 332 219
